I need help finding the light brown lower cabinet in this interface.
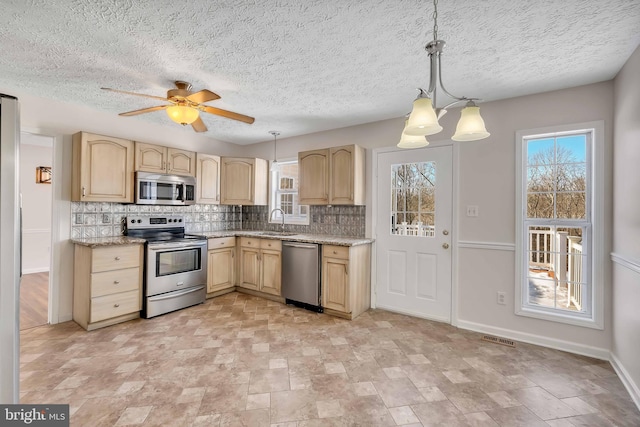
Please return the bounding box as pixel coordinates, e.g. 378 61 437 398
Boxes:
322 244 371 319
238 237 282 297
73 244 143 331
207 237 236 295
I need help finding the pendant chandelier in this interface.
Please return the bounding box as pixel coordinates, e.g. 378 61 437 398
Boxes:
398 0 490 148
269 130 280 171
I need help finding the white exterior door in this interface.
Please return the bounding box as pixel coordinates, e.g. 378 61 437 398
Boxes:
375 146 453 322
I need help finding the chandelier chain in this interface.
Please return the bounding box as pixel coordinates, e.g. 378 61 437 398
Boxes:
432 0 438 41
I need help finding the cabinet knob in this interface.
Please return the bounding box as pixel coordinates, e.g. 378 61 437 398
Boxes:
442 243 449 249
113 280 120 284
114 303 120 308
115 256 121 261
268 243 272 247
333 250 337 255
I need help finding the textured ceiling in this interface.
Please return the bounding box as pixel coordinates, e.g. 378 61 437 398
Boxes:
1 0 639 145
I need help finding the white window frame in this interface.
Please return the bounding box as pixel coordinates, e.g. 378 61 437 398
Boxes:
269 159 309 225
515 121 604 329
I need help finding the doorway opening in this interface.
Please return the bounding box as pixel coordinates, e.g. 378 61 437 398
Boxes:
20 132 54 330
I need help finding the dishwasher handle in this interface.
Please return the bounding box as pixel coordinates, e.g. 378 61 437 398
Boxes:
283 242 318 249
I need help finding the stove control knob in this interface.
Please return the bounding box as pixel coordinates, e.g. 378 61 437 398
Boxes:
178 219 182 222
137 219 142 223
130 219 135 223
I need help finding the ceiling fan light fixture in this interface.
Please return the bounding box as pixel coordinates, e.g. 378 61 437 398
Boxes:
451 102 490 141
404 96 442 136
166 105 199 125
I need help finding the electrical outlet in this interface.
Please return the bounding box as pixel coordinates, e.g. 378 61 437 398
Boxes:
466 205 479 217
497 292 506 305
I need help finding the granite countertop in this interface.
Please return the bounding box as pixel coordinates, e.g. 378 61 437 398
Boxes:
198 230 374 247
71 236 146 247
71 232 373 248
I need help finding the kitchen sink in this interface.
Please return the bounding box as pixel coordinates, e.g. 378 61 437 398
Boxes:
256 231 298 237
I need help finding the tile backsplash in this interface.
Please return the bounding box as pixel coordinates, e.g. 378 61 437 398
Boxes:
242 205 365 238
71 203 365 239
71 202 241 239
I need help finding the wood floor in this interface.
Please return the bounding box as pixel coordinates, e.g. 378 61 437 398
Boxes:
20 272 48 330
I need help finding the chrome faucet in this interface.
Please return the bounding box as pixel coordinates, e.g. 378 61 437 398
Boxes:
270 208 285 232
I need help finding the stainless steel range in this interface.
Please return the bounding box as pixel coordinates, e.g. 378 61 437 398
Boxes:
125 215 207 318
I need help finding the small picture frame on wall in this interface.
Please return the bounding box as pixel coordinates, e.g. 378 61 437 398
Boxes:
36 166 52 184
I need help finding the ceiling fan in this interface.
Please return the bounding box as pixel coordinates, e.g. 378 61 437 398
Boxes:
101 81 255 133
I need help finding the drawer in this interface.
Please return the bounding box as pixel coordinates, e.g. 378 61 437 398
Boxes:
240 237 260 248
92 245 140 272
208 236 236 250
260 239 281 251
323 245 350 259
91 267 140 297
91 289 140 323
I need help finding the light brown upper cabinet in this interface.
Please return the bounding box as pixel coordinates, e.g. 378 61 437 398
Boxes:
134 142 195 177
72 132 135 203
220 157 268 205
298 144 365 205
196 153 221 204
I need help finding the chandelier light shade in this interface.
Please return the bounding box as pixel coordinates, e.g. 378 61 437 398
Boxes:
452 102 490 141
404 96 442 136
398 120 430 148
399 0 489 147
166 105 199 125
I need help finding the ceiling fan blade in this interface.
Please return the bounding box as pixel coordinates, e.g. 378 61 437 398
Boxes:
187 89 220 104
191 116 208 133
119 105 168 116
201 106 255 124
101 87 168 102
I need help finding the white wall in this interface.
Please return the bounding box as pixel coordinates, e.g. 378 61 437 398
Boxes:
20 138 53 273
611 44 640 406
243 81 615 358
0 87 248 323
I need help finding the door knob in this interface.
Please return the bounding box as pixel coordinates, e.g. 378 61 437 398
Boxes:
443 230 449 235
442 243 449 249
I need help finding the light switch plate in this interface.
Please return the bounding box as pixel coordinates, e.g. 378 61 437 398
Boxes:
466 205 479 217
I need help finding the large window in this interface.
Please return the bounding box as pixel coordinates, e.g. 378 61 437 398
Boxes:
269 160 309 225
515 122 604 328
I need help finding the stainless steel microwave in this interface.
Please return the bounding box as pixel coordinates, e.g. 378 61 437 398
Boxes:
135 172 196 205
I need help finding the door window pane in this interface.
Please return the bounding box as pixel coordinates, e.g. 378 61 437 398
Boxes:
391 161 436 237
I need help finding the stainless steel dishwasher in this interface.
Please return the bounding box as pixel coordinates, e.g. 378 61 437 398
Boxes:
281 241 322 312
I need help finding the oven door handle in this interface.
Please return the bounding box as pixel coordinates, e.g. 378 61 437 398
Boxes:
147 241 207 251
147 285 205 301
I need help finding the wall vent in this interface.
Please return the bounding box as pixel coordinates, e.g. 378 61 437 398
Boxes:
481 335 516 348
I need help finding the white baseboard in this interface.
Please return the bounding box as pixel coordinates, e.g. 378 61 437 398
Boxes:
21 267 49 275
54 313 73 324
457 319 610 361
610 352 640 411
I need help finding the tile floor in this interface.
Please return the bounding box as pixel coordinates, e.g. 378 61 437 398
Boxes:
20 292 640 426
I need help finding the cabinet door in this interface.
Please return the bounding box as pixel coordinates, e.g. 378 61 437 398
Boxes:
207 248 235 293
322 257 349 313
196 154 221 204
167 148 196 176
298 149 329 205
73 132 134 202
221 158 255 204
135 142 167 173
239 246 260 290
329 146 355 204
260 249 282 296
